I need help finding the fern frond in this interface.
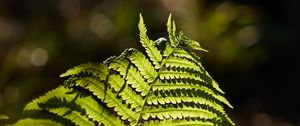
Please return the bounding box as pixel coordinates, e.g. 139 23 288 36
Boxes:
142 104 218 120
159 68 227 96
109 57 149 96
146 80 228 116
66 77 106 100
165 56 201 72
79 92 124 126
143 118 214 126
103 88 139 124
24 86 123 126
128 50 157 82
26 99 94 126
24 86 66 111
66 77 139 123
167 14 178 47
163 42 173 57
178 31 208 52
11 14 235 126
172 49 197 62
211 77 226 95
187 51 226 95
146 93 224 113
64 60 144 113
48 107 95 126
159 69 203 81
8 118 63 126
139 14 162 69
166 15 174 43
107 74 124 92
60 62 101 77
151 81 232 108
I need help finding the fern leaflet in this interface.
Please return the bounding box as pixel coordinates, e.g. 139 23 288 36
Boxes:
8 118 63 126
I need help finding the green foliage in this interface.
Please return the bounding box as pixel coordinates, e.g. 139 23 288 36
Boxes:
0 115 9 120
8 118 63 126
8 14 235 126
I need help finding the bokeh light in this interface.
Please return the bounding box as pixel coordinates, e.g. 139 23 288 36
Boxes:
30 48 48 67
15 49 31 68
90 13 115 40
0 0 299 125
237 25 259 48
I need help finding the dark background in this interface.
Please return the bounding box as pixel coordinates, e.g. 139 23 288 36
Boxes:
0 0 299 125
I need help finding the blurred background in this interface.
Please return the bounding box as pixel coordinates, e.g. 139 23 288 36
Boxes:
0 0 299 125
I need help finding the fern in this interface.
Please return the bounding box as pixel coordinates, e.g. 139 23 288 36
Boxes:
8 14 235 126
8 118 63 126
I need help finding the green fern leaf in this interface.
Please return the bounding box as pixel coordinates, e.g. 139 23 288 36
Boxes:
60 62 100 77
178 31 208 52
142 104 218 120
150 80 231 109
128 49 157 82
8 118 63 126
24 86 67 111
165 56 201 72
138 14 162 69
109 57 150 96
159 69 204 82
66 77 139 123
167 14 178 47
172 49 199 64
146 91 225 114
163 42 173 57
24 86 123 126
143 119 214 126
159 68 227 96
60 63 109 81
48 107 94 126
10 14 235 126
